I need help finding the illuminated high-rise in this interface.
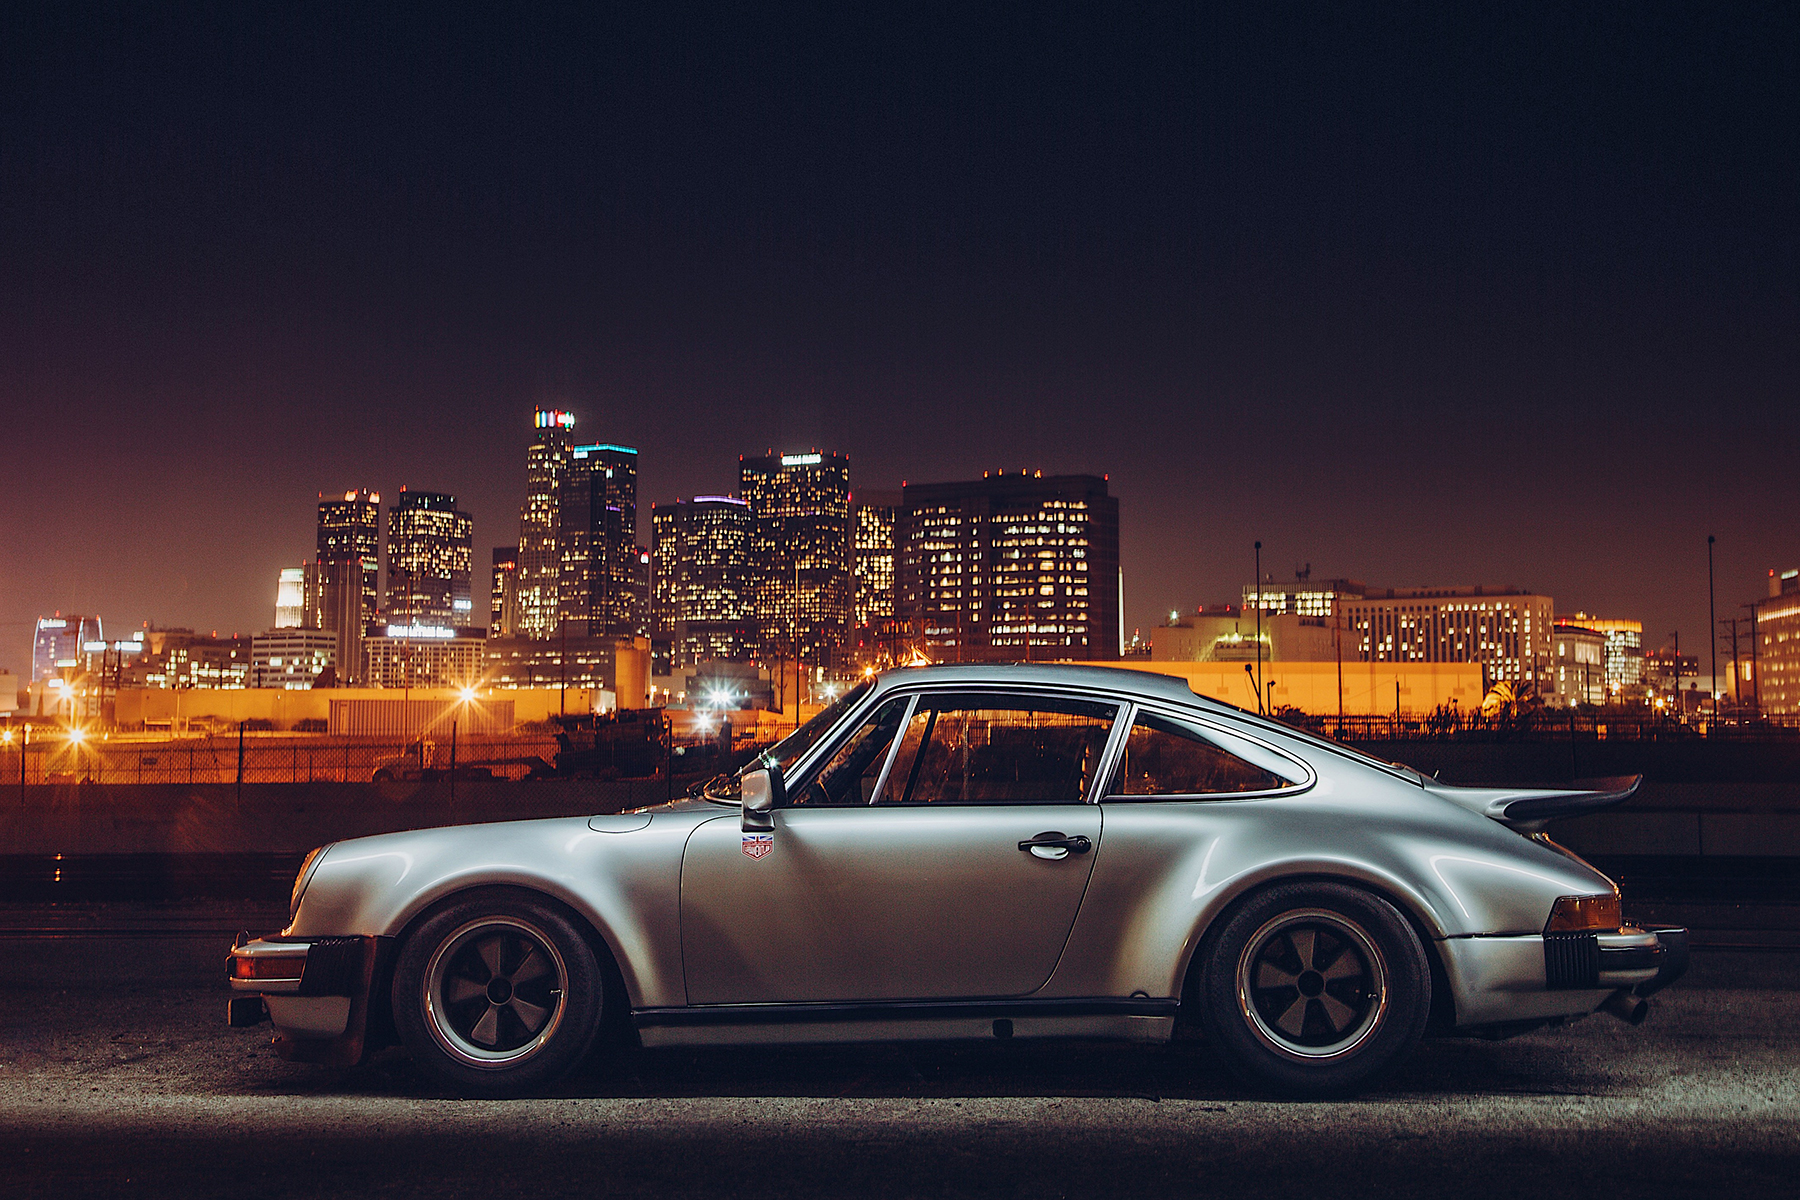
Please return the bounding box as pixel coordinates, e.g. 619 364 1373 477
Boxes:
652 497 757 665
516 409 575 639
315 489 381 625
740 451 853 669
852 489 901 628
1340 587 1554 690
559 442 642 637
898 473 1120 663
386 490 475 626
274 567 306 629
490 547 521 637
32 615 103 682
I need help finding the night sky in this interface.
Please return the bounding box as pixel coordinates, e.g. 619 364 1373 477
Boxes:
2 4 1795 674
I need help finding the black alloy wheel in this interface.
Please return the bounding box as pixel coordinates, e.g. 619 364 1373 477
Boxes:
392 888 606 1097
1198 881 1431 1097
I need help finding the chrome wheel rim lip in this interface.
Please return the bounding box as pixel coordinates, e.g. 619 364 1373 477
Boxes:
423 916 568 1069
1235 907 1389 1062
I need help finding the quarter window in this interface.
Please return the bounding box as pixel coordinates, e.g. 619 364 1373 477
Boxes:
791 696 911 806
1107 713 1298 796
878 693 1118 806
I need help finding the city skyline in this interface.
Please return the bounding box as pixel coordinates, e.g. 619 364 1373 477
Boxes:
2 8 1794 675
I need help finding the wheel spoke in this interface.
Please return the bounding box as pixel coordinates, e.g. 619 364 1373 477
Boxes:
508 997 550 1033
1256 961 1299 989
1318 992 1358 1034
1288 928 1317 971
444 976 487 1005
475 935 505 980
1321 952 1364 981
509 946 552 984
1274 995 1309 1038
469 1003 502 1046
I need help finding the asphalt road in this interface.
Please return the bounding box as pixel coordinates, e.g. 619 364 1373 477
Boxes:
1 935 1797 1199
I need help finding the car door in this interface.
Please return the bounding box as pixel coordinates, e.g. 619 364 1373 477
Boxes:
679 690 1119 1005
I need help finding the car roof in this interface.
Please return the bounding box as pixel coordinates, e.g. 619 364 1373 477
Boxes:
870 663 1229 712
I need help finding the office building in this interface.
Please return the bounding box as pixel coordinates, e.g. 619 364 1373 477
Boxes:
490 547 521 637
32 615 103 682
302 555 369 685
1242 578 1367 618
387 490 475 626
127 629 252 690
740 451 854 668
516 409 576 639
1559 612 1645 700
853 489 902 629
316 489 381 626
652 497 757 665
1339 587 1554 692
250 628 338 689
1154 608 1337 663
363 625 486 690
274 568 306 629
1756 569 1800 716
898 472 1121 663
1549 620 1608 707
559 442 642 637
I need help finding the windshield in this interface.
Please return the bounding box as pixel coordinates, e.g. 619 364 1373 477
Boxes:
701 679 875 801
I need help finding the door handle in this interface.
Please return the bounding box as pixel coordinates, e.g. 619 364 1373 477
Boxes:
1018 832 1092 856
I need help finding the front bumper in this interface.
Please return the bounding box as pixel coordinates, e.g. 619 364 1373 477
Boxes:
1440 925 1689 1029
227 934 381 1066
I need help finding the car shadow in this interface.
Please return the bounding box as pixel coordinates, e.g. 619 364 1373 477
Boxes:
232 1028 1632 1103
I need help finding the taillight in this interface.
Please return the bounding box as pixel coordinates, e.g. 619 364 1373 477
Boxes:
1545 893 1622 933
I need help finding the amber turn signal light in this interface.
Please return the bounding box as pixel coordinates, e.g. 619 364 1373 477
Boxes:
232 955 306 981
1544 893 1621 933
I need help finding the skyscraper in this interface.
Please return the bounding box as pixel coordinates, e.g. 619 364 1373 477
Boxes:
852 489 902 628
386 490 475 626
273 567 306 629
898 473 1121 663
652 496 757 665
516 409 575 639
302 557 367 684
490 547 521 637
558 442 642 637
740 450 853 668
316 489 381 626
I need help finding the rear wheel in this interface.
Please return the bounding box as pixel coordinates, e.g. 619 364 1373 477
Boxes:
1198 882 1430 1097
392 890 605 1097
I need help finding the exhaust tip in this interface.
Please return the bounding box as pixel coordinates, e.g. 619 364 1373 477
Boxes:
1600 989 1648 1026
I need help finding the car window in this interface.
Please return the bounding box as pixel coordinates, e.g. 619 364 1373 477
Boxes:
1106 712 1300 796
790 696 911 806
877 693 1118 806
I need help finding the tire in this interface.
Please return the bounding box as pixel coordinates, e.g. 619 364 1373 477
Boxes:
391 888 606 1097
1197 881 1430 1098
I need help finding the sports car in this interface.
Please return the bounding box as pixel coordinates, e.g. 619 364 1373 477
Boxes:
228 664 1687 1097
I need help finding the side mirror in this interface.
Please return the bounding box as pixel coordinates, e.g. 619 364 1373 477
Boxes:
741 766 782 831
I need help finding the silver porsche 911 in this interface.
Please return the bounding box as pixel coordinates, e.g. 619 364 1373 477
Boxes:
228 664 1687 1097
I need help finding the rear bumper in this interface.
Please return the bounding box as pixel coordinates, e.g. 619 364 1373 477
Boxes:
227 934 381 1066
1439 925 1688 1029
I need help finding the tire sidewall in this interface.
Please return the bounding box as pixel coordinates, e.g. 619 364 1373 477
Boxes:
1198 881 1431 1097
392 888 605 1097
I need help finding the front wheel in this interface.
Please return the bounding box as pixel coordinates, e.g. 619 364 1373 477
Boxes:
391 889 605 1097
1197 882 1430 1097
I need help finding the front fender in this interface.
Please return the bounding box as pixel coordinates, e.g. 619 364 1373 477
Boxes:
289 814 702 1009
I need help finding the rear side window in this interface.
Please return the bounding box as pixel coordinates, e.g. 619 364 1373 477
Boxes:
1107 713 1300 797
879 693 1119 805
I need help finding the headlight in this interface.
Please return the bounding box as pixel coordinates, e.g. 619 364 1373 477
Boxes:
289 844 332 924
1544 893 1621 933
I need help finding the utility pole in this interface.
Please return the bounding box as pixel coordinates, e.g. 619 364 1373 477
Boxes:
1334 605 1344 735
1253 541 1263 714
1707 535 1717 725
1721 617 1742 715
1743 601 1762 716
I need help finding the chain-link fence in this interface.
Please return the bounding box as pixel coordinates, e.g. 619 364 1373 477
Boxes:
0 734 570 785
